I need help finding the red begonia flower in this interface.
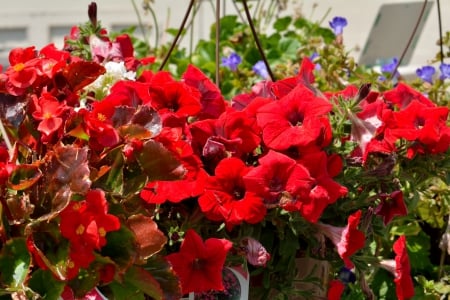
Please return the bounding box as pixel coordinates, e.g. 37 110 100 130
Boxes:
244 150 313 206
5 47 39 95
256 83 332 151
182 64 228 120
32 93 68 138
327 279 345 300
165 229 232 294
375 190 408 225
198 157 266 229
316 210 365 268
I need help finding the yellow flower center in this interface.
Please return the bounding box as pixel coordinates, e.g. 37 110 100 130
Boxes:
97 113 107 122
98 227 106 237
76 224 85 235
13 63 25 72
43 112 52 119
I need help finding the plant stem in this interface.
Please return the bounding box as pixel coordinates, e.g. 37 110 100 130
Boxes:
215 0 221 87
242 0 276 82
131 0 150 47
0 118 13 159
148 5 160 50
390 0 428 80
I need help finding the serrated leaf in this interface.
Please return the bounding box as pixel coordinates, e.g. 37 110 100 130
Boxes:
135 140 185 181
144 256 182 300
125 266 163 300
109 281 145 300
0 238 31 289
127 214 167 261
8 164 42 191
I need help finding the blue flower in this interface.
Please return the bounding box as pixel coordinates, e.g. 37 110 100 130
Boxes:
310 52 321 70
252 60 269 79
221 52 242 71
416 65 435 84
439 63 450 80
329 16 348 35
379 57 400 81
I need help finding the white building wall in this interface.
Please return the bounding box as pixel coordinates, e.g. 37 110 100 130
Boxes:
0 0 449 70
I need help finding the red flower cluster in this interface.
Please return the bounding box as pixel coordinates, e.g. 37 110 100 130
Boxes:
59 189 120 279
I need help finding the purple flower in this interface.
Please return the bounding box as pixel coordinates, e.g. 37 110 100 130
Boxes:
379 57 399 81
221 52 242 71
241 237 270 267
252 60 269 79
416 65 435 83
439 63 450 80
310 52 321 70
329 17 348 35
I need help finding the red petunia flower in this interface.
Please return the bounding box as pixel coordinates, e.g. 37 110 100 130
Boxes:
165 229 232 294
327 279 345 300
385 99 450 158
243 150 313 206
190 108 261 168
383 82 435 109
375 190 408 225
140 127 207 204
315 210 365 268
256 83 332 151
393 235 415 300
182 64 228 120
286 151 348 223
198 157 266 229
379 235 415 300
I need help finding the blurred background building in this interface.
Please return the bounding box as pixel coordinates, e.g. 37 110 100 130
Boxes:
0 0 448 76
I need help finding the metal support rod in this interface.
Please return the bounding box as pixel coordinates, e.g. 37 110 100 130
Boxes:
158 0 195 71
241 0 276 82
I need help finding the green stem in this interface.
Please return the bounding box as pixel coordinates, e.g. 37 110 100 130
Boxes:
215 0 221 87
148 5 160 50
131 0 150 47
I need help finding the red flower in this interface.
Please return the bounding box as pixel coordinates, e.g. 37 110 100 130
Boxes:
190 108 261 167
165 229 232 294
287 151 347 223
31 93 69 139
59 189 120 278
385 100 450 158
198 158 266 229
146 71 202 120
5 46 39 95
380 236 415 300
244 150 313 205
327 279 345 300
383 82 434 109
256 83 332 150
140 128 207 204
316 210 365 268
393 236 415 300
182 64 228 120
375 190 408 225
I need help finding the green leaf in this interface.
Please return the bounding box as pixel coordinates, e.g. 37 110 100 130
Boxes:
109 281 145 300
144 256 182 300
135 140 184 181
28 269 65 300
0 238 31 289
100 225 135 269
105 148 124 194
124 266 163 300
8 164 42 191
273 16 292 32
